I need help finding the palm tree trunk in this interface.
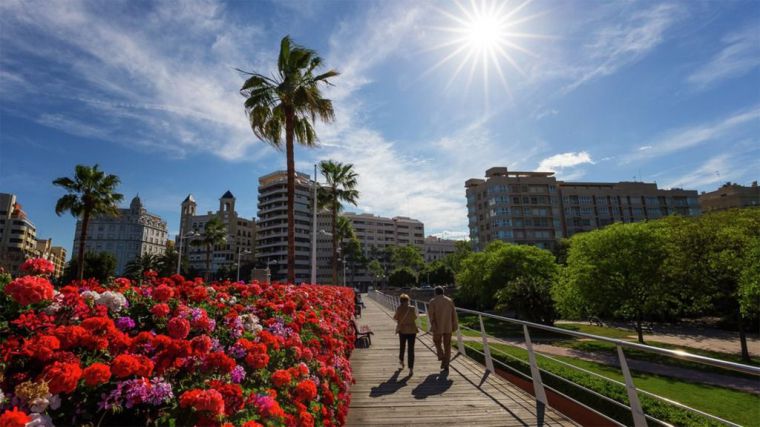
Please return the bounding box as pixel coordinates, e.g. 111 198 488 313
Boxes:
285 109 296 284
206 243 211 282
78 210 91 280
332 192 337 285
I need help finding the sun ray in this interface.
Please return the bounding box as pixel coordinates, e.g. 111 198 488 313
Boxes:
426 0 548 99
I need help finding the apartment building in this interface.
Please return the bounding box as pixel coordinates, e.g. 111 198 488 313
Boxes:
465 167 700 251
179 191 256 277
74 196 168 275
699 182 760 212
342 212 425 289
424 236 458 263
255 171 332 283
0 193 66 277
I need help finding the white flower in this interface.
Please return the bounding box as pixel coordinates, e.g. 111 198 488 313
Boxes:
48 395 61 410
26 412 55 427
80 290 100 301
29 396 50 413
0 388 5 404
96 291 127 312
239 314 263 335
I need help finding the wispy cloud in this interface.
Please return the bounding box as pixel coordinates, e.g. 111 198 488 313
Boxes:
687 24 760 89
663 152 760 190
537 151 593 170
0 0 271 160
561 3 683 93
626 106 760 162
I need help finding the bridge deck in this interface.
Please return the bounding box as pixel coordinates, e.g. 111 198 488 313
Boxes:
347 297 578 426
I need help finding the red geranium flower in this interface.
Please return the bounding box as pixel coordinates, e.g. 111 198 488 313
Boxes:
153 284 174 302
0 407 30 427
167 317 190 339
40 361 82 394
271 369 292 388
4 276 54 306
294 380 318 402
82 362 112 387
179 389 225 416
20 258 55 275
203 351 236 374
151 303 171 318
22 334 60 361
111 354 154 378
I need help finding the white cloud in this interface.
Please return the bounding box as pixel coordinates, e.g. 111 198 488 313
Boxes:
626 106 760 162
537 151 594 171
0 0 271 160
688 25 760 89
562 3 683 93
638 145 653 151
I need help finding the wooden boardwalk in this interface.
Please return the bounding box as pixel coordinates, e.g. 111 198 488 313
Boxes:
347 297 578 426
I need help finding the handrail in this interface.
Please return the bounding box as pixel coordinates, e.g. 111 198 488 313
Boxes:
371 290 754 427
455 307 760 376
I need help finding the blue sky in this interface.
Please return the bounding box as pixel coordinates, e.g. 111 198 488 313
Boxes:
1 0 758 257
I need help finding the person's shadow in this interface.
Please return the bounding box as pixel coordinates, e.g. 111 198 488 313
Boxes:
370 369 410 397
412 371 453 399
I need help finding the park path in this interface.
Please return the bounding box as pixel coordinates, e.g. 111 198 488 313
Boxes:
346 297 578 426
459 335 760 395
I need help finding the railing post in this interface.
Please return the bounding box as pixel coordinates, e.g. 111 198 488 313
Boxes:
617 345 647 427
523 325 547 405
456 320 465 355
423 303 431 333
478 314 495 373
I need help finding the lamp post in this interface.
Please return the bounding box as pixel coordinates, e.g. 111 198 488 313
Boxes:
311 163 319 285
266 259 277 285
177 231 199 275
236 248 252 282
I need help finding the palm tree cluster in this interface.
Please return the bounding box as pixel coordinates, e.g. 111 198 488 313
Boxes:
53 164 123 280
191 217 228 281
240 36 338 283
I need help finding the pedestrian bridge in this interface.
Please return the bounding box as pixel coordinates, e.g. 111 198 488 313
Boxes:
346 295 577 426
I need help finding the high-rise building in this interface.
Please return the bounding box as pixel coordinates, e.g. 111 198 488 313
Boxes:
699 182 760 212
342 212 425 289
0 193 66 277
256 171 333 283
74 196 168 274
465 167 701 251
178 191 256 278
424 236 458 263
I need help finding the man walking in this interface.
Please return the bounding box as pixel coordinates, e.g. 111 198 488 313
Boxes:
428 286 458 371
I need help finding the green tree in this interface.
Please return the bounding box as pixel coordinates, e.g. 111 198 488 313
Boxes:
53 164 123 280
391 245 425 272
442 240 473 274
389 267 417 288
560 222 672 343
367 259 385 289
421 261 455 286
158 245 185 277
62 252 117 283
456 241 558 316
342 236 364 286
240 36 338 283
319 161 359 285
123 253 163 281
739 237 760 319
191 217 227 281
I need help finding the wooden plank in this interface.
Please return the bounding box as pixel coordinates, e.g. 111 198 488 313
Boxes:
346 297 578 426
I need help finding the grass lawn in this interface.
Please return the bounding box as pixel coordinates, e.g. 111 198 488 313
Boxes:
465 341 760 427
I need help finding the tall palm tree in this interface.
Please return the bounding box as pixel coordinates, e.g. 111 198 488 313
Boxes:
318 161 359 285
240 35 339 284
191 217 227 281
53 164 123 280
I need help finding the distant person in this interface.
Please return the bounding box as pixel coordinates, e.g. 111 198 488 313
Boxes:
428 286 458 371
393 293 418 375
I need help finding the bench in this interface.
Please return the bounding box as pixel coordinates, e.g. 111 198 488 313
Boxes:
351 319 374 348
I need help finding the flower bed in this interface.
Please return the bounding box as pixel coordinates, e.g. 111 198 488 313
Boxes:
0 259 355 427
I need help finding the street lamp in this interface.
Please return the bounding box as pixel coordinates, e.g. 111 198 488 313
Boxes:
311 163 319 285
177 231 199 275
266 259 277 285
236 248 252 282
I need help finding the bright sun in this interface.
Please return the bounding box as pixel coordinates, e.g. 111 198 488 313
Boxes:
429 0 546 99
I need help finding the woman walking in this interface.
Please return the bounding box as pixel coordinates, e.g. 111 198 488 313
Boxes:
393 294 418 375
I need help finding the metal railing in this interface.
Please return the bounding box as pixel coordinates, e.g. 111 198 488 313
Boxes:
370 290 760 427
